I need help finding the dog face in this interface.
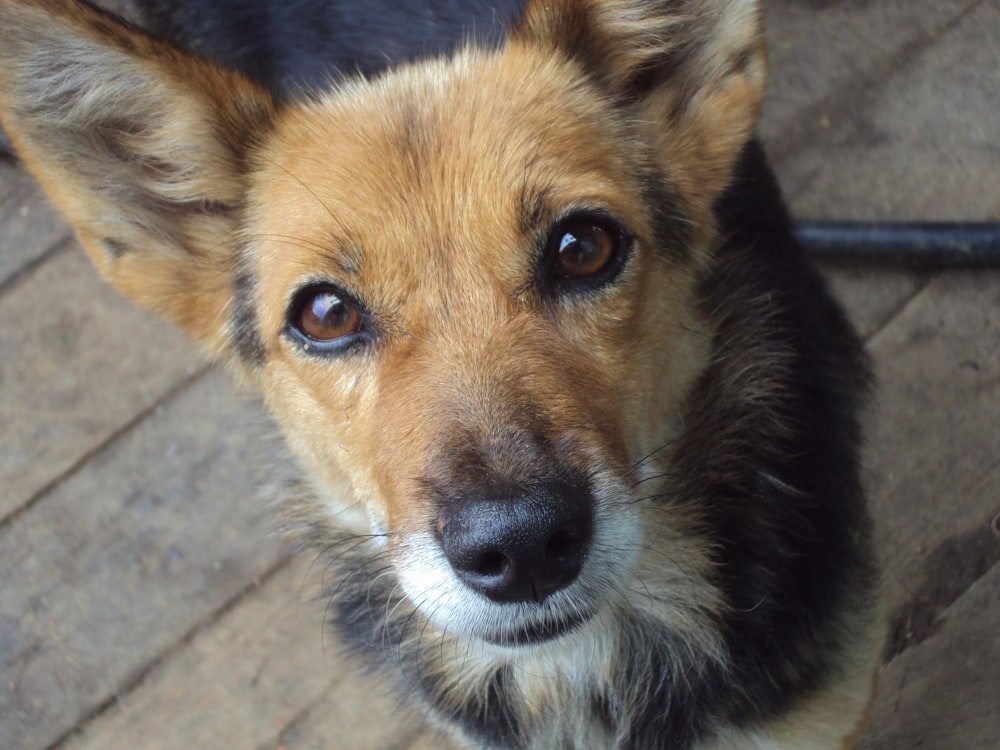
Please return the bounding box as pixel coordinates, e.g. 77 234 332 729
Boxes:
247 46 728 644
0 0 765 648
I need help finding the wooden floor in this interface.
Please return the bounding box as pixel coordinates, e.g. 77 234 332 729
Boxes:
2 1 998 748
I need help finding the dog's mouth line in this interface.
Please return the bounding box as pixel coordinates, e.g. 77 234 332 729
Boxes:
477 607 593 647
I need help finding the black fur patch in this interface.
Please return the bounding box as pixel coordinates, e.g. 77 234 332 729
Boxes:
668 141 876 727
616 621 724 749
138 0 529 95
326 536 527 748
230 263 266 365
101 237 130 257
639 170 694 260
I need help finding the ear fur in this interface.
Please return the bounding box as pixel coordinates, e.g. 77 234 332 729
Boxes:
0 0 275 353
518 0 766 214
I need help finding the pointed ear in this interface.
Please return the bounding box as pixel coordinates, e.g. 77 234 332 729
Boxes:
517 0 766 210
0 0 275 354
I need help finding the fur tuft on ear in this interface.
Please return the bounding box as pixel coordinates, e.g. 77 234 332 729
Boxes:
0 0 275 353
518 0 766 214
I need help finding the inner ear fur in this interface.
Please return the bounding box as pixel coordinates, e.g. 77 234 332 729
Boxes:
518 0 767 217
0 0 275 352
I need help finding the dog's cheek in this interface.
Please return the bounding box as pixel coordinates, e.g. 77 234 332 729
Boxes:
363 385 451 537
259 360 393 534
560 256 709 470
619 259 711 465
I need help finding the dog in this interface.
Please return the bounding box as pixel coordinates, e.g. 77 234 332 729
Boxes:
0 0 882 747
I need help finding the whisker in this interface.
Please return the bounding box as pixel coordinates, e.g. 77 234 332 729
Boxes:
629 469 679 489
247 232 337 255
255 154 352 238
624 443 671 480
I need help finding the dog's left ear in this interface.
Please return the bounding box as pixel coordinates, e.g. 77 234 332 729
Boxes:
517 0 765 211
0 0 275 355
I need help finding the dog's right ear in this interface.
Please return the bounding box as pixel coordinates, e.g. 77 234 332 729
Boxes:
517 0 766 224
0 0 275 355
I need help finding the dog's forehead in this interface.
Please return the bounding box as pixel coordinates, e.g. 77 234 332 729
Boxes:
248 48 643 294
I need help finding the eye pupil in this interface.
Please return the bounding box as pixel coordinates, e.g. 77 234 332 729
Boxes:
297 289 362 342
555 221 616 278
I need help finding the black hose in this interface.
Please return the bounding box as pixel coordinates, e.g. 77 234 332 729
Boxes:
796 221 1000 268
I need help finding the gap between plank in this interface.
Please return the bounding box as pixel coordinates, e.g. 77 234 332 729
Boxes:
0 363 213 531
0 233 74 297
43 551 298 750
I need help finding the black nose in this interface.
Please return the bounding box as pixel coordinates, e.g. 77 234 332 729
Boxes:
438 480 592 604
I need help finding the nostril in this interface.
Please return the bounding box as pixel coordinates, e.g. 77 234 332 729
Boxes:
473 550 508 578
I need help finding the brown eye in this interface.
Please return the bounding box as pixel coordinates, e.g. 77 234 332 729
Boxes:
555 220 617 277
543 213 629 294
293 286 363 344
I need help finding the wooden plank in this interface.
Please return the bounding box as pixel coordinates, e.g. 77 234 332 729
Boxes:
0 243 208 517
761 0 978 165
0 162 71 287
270 705 447 750
758 3 975 341
62 553 438 750
262 671 444 750
857 560 1000 749
819 265 927 340
864 271 1000 655
0 371 288 750
773 3 1000 222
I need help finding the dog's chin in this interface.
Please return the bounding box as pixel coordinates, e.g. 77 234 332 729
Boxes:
477 608 593 648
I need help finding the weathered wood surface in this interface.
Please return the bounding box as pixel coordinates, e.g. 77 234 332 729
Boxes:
0 244 208 517
61 554 434 750
858 561 1000 750
1 1 998 748
773 1 1000 223
859 271 1000 745
761 0 981 157
0 372 289 749
867 273 1000 627
0 162 69 289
